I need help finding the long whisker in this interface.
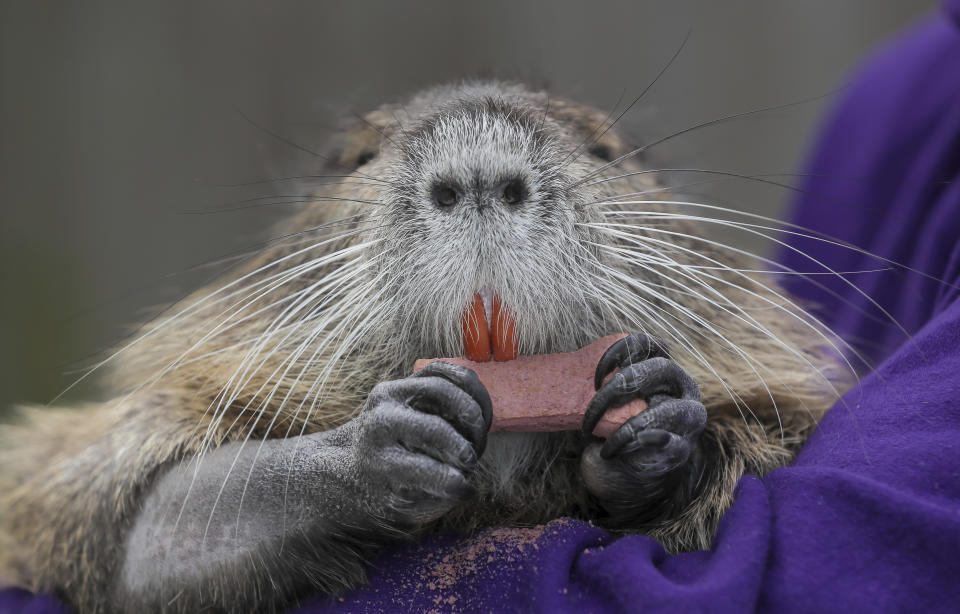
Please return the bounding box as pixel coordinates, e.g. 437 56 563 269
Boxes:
590 205 920 362
212 174 391 188
235 108 385 184
214 260 399 535
195 247 384 452
563 234 755 423
585 168 864 210
172 247 390 541
114 237 382 423
586 222 856 370
586 230 848 430
176 215 379 274
560 28 691 170
49 220 381 405
584 215 872 374
181 195 385 215
599 261 772 429
587 196 958 299
569 91 836 189
582 217 879 442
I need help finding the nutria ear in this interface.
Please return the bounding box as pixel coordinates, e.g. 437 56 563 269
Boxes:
327 113 386 171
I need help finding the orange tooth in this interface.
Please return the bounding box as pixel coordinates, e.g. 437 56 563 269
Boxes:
462 293 492 362
491 294 519 362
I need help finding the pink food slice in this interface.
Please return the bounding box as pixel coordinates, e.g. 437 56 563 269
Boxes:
413 334 646 438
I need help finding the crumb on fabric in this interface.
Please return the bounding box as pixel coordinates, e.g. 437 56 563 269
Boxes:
345 518 581 613
414 518 575 611
422 525 546 591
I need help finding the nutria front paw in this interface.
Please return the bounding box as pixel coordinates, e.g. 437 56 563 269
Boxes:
356 361 492 525
580 333 707 524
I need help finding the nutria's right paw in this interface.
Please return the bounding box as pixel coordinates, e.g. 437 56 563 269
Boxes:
356 361 492 524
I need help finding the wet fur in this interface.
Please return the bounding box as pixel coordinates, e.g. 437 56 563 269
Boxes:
0 81 849 612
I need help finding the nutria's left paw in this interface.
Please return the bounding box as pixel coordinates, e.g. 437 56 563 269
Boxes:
580 333 707 521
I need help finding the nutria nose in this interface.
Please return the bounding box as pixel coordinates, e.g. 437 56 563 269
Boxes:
430 177 528 210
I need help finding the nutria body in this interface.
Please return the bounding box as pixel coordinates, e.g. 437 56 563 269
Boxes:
0 82 848 613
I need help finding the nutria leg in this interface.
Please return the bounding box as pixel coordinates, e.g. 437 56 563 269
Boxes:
115 361 492 613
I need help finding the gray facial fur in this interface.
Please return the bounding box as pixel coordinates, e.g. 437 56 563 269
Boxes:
372 86 612 364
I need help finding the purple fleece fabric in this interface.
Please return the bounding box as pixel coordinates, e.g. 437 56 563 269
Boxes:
4 5 960 613
778 5 960 368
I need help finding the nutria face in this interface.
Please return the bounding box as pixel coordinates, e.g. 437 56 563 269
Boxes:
325 83 846 418
123 81 843 437
368 90 620 363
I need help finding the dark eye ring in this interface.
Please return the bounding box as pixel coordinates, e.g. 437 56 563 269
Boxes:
588 144 613 162
355 151 375 167
433 185 459 208
502 179 525 205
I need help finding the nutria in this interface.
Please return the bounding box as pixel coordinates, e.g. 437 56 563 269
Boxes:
0 81 849 613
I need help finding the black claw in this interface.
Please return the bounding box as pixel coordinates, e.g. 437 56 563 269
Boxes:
594 334 671 391
413 360 493 432
412 361 493 452
582 371 627 437
583 357 697 437
600 399 706 460
601 428 674 460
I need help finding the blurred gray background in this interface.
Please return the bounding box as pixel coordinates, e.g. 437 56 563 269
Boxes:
0 0 938 413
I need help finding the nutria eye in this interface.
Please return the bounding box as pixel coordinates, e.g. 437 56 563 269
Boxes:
588 144 612 162
432 184 459 208
502 180 525 205
355 151 375 167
